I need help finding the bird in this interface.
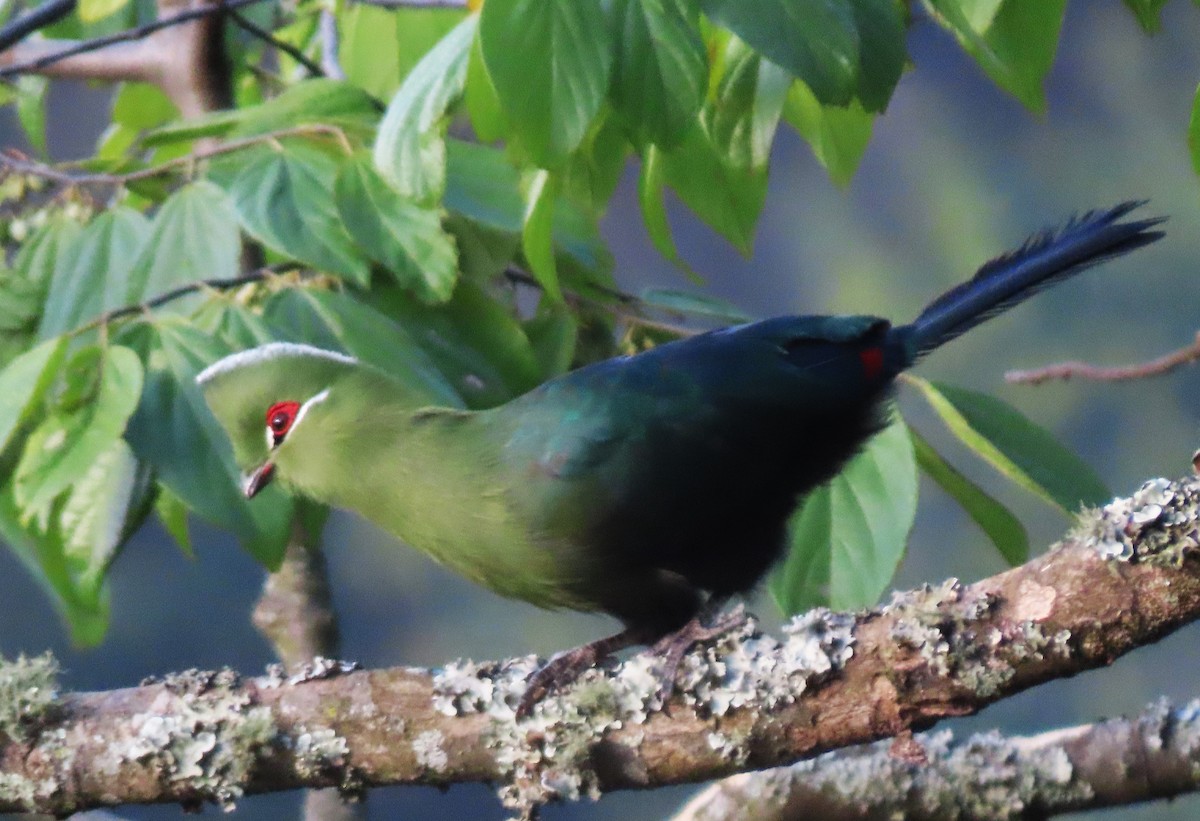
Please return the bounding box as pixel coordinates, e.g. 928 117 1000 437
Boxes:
197 202 1163 714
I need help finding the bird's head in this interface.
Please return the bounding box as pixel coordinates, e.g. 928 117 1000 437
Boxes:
197 343 360 499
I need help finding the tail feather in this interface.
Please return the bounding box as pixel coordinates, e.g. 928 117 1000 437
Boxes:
901 201 1164 361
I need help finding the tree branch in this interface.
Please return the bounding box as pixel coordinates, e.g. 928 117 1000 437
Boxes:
674 696 1200 821
1006 330 1200 385
1 476 1200 816
0 0 78 55
229 7 324 78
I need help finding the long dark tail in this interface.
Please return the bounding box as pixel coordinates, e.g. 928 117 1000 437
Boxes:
897 201 1164 362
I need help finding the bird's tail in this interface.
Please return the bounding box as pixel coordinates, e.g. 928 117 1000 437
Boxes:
897 201 1164 362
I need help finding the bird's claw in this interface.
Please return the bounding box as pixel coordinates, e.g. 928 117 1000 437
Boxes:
651 605 748 711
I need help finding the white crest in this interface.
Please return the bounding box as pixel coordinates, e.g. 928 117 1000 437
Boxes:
196 342 358 385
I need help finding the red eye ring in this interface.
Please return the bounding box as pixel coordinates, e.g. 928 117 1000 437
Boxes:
265 401 301 445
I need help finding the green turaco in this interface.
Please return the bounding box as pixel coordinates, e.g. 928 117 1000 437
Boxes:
198 202 1162 713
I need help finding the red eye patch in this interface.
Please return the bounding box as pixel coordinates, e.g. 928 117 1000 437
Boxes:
265 400 301 445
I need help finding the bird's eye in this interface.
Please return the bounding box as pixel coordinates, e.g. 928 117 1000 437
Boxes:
265 401 301 447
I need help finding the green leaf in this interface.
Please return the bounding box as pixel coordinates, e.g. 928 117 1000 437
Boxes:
465 25 506 143
522 169 560 300
908 376 1110 512
444 139 524 232
702 36 791 170
262 288 463 407
122 320 292 568
783 80 875 186
771 413 917 613
334 154 459 303
0 486 110 645
637 146 699 279
58 438 147 596
1188 82 1200 176
524 302 577 378
0 336 69 455
14 346 143 518
124 181 239 305
38 207 150 338
374 15 477 203
659 122 768 254
846 0 905 112
911 425 1028 566
1122 0 1169 32
609 0 706 148
479 0 613 165
700 0 858 106
14 215 82 289
925 0 1066 112
228 144 372 285
154 482 192 558
639 288 752 323
79 0 130 24
338 4 403 100
15 76 48 156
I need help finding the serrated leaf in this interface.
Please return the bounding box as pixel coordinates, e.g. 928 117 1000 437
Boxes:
783 80 874 187
124 181 239 304
122 320 293 568
154 482 192 558
925 0 1065 112
14 215 83 289
14 346 143 517
479 0 613 165
700 0 858 107
229 145 372 285
59 438 145 595
38 207 150 338
610 0 707 148
659 122 768 255
334 154 459 303
911 425 1028 565
374 15 476 203
339 4 403 99
444 139 524 232
771 413 916 613
908 376 1109 512
637 146 699 279
0 336 69 454
522 169 559 300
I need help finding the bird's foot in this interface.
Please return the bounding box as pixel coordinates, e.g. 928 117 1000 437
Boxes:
651 604 748 710
517 628 642 719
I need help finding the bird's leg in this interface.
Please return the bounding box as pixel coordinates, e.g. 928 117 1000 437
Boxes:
518 628 648 719
650 601 747 708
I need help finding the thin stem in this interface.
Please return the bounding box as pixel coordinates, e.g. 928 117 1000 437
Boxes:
0 0 270 78
1006 330 1200 385
0 124 350 186
229 8 324 78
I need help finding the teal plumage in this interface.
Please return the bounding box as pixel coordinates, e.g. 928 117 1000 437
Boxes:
199 202 1163 706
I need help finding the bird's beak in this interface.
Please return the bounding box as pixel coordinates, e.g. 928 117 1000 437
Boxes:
243 462 275 498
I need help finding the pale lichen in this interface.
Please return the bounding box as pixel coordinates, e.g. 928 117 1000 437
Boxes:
0 651 60 743
430 608 856 818
1082 476 1200 566
412 729 448 774
113 668 278 811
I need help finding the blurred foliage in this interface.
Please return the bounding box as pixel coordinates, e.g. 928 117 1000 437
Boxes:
0 0 1174 641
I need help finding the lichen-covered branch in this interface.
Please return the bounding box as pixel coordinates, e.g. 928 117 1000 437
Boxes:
2 476 1200 817
675 697 1200 821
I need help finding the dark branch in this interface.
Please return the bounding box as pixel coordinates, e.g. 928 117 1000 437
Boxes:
351 0 467 7
228 7 324 78
0 0 270 78
0 0 77 54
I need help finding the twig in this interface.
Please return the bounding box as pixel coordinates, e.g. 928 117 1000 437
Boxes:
0 0 270 78
3 473 1200 815
0 124 350 186
352 0 467 7
0 0 77 54
1006 330 1200 385
229 7 324 78
318 8 344 81
674 697 1200 821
